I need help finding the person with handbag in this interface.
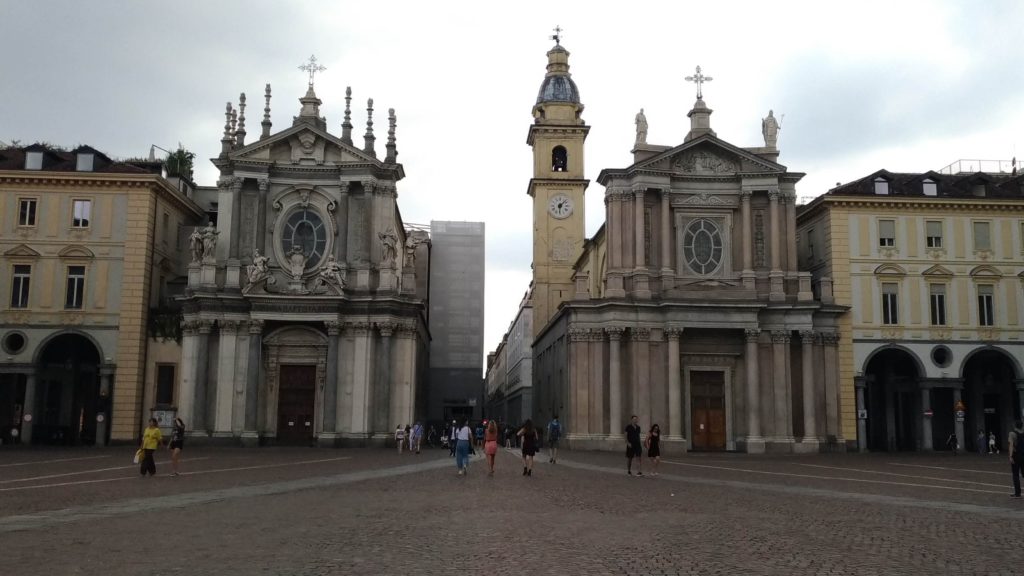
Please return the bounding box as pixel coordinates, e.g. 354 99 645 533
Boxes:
139 418 163 478
517 420 539 477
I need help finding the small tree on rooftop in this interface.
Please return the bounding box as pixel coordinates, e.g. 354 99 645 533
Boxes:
165 147 196 182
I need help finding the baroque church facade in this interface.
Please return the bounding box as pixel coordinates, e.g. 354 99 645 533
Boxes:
527 42 846 453
178 76 430 446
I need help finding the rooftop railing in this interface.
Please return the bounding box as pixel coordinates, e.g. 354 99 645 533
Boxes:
938 159 1019 175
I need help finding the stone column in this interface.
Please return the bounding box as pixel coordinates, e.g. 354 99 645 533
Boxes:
257 179 269 254
21 371 37 444
375 322 395 433
745 329 763 451
337 180 350 263
666 328 683 440
178 321 198 433
634 188 645 268
953 387 965 451
854 376 868 452
660 190 673 289
785 191 798 273
740 190 754 289
768 188 784 300
349 321 373 438
606 193 618 269
799 330 818 450
242 320 263 445
770 330 792 443
920 386 934 451
607 327 624 439
605 192 626 297
1016 380 1024 422
214 320 240 436
320 320 341 444
821 332 841 442
192 320 213 434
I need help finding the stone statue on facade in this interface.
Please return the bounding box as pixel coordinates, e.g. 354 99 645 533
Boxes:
200 224 219 262
634 108 648 146
378 228 398 268
762 109 780 148
312 254 346 294
404 236 422 269
188 228 204 264
287 245 308 279
243 249 274 294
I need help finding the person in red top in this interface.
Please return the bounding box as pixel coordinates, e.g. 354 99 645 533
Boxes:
484 420 499 475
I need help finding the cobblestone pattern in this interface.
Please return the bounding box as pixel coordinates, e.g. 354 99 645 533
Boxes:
2 447 1023 575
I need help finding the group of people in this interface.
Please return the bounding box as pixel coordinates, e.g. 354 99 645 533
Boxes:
625 415 662 476
137 416 186 477
442 417 564 477
394 423 425 454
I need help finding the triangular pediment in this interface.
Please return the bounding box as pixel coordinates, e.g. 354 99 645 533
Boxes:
633 134 786 175
921 265 954 277
4 244 41 258
58 245 95 259
229 123 380 165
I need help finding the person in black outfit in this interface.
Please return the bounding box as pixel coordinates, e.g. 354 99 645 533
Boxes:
645 423 661 476
625 415 643 476
169 417 186 476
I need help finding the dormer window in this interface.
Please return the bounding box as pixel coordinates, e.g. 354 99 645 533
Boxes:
25 151 43 170
922 179 937 196
552 146 567 172
76 153 94 172
873 177 889 195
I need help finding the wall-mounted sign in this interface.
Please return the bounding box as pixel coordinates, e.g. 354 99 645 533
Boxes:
857 410 868 420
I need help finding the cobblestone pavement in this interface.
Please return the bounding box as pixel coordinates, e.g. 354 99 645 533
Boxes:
2 445 1023 575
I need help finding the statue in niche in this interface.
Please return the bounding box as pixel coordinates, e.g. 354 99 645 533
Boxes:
312 254 346 294
762 109 781 148
188 228 204 264
634 108 648 146
287 245 308 279
243 250 275 294
201 224 219 262
378 228 398 268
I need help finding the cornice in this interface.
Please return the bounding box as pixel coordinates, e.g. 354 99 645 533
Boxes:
812 194 1024 212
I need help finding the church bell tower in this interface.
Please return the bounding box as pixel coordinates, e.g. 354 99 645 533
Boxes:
527 35 589 335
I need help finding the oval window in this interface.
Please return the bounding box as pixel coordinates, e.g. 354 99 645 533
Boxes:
281 207 328 268
683 219 723 275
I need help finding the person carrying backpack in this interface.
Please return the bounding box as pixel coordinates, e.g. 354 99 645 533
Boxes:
1010 421 1024 498
547 416 562 464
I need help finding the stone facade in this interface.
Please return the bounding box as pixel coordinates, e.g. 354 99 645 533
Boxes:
178 81 429 446
0 145 203 444
525 44 846 453
798 168 1024 452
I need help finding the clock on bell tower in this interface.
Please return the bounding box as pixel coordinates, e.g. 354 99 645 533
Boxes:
526 36 589 336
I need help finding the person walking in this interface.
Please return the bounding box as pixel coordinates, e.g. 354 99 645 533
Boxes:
645 423 662 476
169 417 186 476
547 416 562 464
504 423 513 449
412 422 424 454
625 415 643 476
455 418 473 476
395 425 406 454
449 420 458 457
1010 421 1024 498
405 424 412 453
484 420 500 475
139 418 163 478
990 431 999 454
518 419 539 476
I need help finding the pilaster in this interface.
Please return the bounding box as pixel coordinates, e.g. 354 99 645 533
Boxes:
242 319 263 445
319 320 342 446
666 327 683 441
214 320 240 435
606 326 624 438
744 328 764 452
795 329 819 453
770 330 793 444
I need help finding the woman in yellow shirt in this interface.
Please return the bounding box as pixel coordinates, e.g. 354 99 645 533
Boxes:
140 418 163 477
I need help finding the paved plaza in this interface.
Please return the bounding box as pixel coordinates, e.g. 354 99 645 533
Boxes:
2 445 1024 575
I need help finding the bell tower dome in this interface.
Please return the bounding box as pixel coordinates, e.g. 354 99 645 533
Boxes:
527 36 590 335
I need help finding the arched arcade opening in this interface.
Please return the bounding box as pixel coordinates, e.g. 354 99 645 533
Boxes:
962 348 1021 454
864 348 922 451
32 333 103 445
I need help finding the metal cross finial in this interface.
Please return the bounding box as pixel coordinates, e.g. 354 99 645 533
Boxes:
684 65 714 99
551 25 563 45
299 55 327 87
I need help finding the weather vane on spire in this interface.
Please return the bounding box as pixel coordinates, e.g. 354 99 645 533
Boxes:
551 25 563 46
299 55 327 88
684 65 713 100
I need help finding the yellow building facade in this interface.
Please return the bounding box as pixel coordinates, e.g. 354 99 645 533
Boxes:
798 167 1024 452
0 144 203 445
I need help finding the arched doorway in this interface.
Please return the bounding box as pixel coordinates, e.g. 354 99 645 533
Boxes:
962 348 1021 454
864 348 922 451
34 333 102 445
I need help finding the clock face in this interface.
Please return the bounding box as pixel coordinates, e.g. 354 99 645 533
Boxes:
548 194 574 219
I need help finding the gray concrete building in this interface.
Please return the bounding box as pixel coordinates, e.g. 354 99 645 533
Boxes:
427 221 485 425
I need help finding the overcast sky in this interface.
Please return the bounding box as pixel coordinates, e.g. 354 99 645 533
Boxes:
3 1 1023 363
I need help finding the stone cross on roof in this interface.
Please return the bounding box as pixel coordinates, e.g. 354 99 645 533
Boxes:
684 65 713 100
299 55 327 88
